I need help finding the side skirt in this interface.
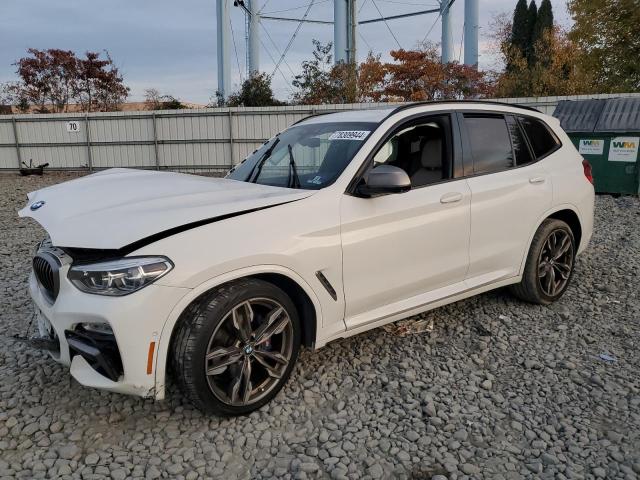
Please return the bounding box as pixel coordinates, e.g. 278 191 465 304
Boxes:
314 274 521 349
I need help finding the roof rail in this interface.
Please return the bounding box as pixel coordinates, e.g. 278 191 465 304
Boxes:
389 99 542 115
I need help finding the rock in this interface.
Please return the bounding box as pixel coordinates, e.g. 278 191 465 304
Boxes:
368 464 384 479
58 444 79 460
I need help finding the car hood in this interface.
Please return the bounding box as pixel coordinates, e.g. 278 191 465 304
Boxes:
19 168 314 250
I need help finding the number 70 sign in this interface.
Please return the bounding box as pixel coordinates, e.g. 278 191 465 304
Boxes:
66 121 81 133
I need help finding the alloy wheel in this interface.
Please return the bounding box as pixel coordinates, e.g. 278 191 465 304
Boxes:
537 229 574 297
204 298 294 406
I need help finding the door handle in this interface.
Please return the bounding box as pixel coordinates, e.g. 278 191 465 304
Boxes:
529 176 546 184
440 192 463 204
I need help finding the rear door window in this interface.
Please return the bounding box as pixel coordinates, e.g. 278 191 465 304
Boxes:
463 114 514 174
519 116 561 158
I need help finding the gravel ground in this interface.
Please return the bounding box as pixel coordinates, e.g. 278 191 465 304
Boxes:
1 172 639 480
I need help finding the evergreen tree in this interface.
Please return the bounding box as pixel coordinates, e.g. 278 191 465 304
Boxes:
510 0 530 59
534 0 554 66
525 1 538 66
535 0 554 39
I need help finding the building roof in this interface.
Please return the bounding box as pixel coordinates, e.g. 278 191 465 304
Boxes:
554 97 640 133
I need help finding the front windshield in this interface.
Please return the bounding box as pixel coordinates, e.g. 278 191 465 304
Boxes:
226 121 376 190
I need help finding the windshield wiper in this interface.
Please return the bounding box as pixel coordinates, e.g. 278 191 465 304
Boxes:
249 136 280 183
287 144 301 189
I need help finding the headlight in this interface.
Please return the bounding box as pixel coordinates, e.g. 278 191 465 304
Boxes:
68 257 173 296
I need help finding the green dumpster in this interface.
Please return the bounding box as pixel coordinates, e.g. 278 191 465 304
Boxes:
554 98 640 195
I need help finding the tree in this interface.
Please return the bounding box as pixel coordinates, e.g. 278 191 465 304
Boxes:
13 48 129 113
0 81 27 113
568 0 640 93
227 72 284 107
533 0 554 66
525 1 538 65
292 40 352 104
76 51 129 112
357 53 387 102
494 14 594 97
144 88 186 110
378 44 494 101
510 0 530 66
535 0 554 39
14 48 78 113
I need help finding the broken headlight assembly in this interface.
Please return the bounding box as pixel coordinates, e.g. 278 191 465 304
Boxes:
68 257 173 296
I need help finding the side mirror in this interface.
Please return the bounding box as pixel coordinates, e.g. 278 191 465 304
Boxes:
357 165 411 196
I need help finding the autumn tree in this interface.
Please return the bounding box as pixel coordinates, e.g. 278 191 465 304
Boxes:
14 48 79 113
76 51 129 112
568 0 640 92
493 11 593 97
226 72 284 107
12 49 129 113
292 41 354 104
357 53 387 102
374 44 494 101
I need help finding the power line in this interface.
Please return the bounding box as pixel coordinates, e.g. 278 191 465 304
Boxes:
272 0 316 78
371 0 403 49
260 22 298 79
378 0 439 6
358 31 374 52
229 16 244 84
257 0 272 14
421 11 440 44
259 36 296 95
262 0 330 15
358 0 369 13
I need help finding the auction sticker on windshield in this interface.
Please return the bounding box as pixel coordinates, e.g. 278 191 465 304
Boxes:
329 130 370 141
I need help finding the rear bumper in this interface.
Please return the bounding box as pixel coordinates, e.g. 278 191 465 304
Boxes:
28 270 190 398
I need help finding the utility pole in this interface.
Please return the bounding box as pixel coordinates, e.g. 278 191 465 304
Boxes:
440 0 453 63
247 0 261 76
463 0 479 67
348 0 357 64
334 0 348 63
216 0 231 100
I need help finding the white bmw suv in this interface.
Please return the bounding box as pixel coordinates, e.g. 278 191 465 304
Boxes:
20 102 594 415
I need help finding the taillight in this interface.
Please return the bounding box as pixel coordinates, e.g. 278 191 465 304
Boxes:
582 159 594 184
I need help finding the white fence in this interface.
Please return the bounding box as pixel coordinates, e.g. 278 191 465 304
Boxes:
2 93 639 173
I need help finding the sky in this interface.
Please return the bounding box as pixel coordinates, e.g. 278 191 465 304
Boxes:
0 0 572 104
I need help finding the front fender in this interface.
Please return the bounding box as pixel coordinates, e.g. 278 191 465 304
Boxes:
152 264 325 400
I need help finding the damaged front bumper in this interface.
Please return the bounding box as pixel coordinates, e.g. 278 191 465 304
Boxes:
25 268 190 399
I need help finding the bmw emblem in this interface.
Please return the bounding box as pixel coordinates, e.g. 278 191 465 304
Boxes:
30 200 46 211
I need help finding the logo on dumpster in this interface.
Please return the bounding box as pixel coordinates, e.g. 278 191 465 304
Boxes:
579 139 604 155
608 136 639 162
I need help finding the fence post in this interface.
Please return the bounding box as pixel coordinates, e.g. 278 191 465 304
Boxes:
228 108 235 169
85 113 93 171
152 112 160 170
12 116 22 169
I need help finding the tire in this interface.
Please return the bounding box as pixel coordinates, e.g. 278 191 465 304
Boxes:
171 278 301 416
510 218 576 305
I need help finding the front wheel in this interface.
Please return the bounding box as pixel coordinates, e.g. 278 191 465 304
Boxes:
172 278 301 416
510 218 576 305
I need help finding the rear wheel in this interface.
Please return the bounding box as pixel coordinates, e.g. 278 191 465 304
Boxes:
510 218 576 305
172 278 300 416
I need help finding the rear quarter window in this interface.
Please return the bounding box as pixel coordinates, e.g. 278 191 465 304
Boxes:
519 116 561 159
